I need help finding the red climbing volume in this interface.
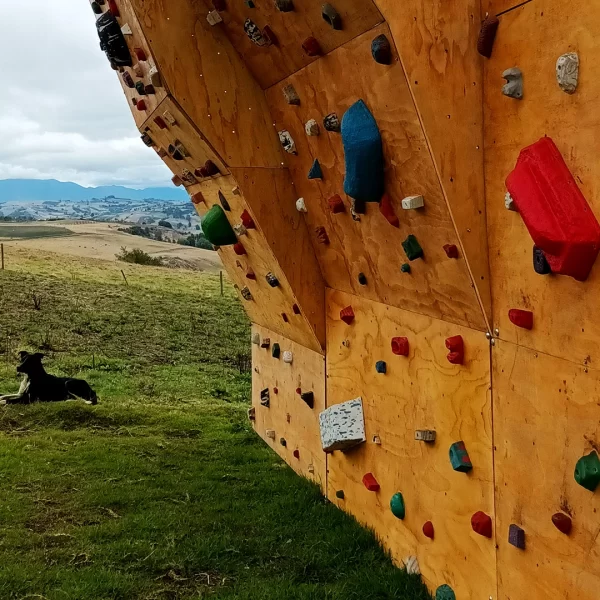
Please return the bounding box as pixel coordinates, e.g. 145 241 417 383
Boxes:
506 137 600 281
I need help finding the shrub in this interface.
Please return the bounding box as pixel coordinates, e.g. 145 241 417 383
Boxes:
116 247 163 266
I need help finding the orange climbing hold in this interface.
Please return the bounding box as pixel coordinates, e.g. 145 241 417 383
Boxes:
445 336 464 365
340 306 355 325
362 473 380 492
379 194 399 227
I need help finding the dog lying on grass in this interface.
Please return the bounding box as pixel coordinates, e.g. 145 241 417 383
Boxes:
0 351 98 405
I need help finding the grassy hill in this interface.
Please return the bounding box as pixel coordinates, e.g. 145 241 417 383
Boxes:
0 249 430 600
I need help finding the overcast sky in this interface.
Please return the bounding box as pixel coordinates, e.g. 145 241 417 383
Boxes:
0 1 174 189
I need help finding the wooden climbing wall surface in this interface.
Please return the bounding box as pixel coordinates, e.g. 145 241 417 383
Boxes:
326 289 494 599
251 325 326 489
98 0 167 128
484 1 600 366
190 176 324 354
265 24 487 331
374 0 491 323
129 0 283 168
194 0 383 89
493 340 600 600
483 0 532 17
140 97 228 185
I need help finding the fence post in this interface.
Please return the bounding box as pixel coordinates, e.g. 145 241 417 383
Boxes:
1 243 4 270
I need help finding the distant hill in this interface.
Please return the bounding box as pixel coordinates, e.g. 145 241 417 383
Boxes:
0 179 189 203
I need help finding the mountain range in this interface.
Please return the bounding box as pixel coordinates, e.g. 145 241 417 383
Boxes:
0 179 188 203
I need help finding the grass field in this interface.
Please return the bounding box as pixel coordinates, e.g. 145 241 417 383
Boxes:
0 248 431 600
0 225 74 240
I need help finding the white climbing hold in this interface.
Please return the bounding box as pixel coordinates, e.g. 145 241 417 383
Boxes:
163 110 177 126
414 430 436 443
401 195 425 210
252 333 260 345
502 67 523 99
307 463 315 474
282 351 293 364
305 119 320 136
403 556 420 575
278 130 297 154
296 198 307 213
505 192 517 211
121 23 133 35
149 65 162 88
319 397 366 453
233 223 247 237
266 429 276 440
372 435 382 445
206 10 223 25
556 52 579 94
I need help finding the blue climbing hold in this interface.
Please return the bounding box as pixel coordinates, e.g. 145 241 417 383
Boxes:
375 361 387 374
308 159 323 180
342 100 384 203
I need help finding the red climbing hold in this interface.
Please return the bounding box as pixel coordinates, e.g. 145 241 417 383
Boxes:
154 116 167 129
508 308 534 330
328 194 345 214
471 511 493 538
198 160 220 178
263 26 279 46
315 226 330 245
477 15 499 58
191 192 205 205
246 269 256 280
293 449 300 459
136 99 147 111
273 387 279 394
362 473 380 492
443 244 459 259
445 335 464 365
108 0 120 16
282 313 289 323
134 47 147 61
340 306 355 325
233 242 246 256
293 304 301 315
213 0 226 10
391 337 409 356
296 387 302 395
552 513 572 534
422 521 434 540
240 209 256 229
171 175 182 187
302 36 322 56
506 137 600 281
379 194 399 227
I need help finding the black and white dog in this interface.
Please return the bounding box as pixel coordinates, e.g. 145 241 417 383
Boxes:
0 351 98 405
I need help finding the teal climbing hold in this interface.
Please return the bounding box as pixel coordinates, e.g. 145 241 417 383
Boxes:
449 441 472 473
575 451 600 491
341 99 384 203
308 159 323 180
390 492 405 519
402 235 424 261
201 205 237 246
436 584 456 600
272 343 280 359
401 263 411 273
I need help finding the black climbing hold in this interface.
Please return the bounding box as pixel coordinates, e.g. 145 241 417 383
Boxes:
272 343 281 359
91 1 103 14
308 159 323 180
323 113 341 132
135 81 146 96
533 245 552 275
335 490 345 499
140 133 154 147
280 437 287 447
401 263 411 274
358 273 367 286
402 235 424 261
218 191 231 211
245 0 255 6
266 272 280 287
274 0 294 12
371 34 392 65
322 3 342 30
96 11 132 68
260 388 270 407
301 391 314 408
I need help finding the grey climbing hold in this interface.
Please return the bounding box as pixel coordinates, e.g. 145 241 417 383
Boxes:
402 195 424 210
278 130 297 154
556 52 579 94
283 84 300 105
282 350 293 364
244 19 268 46
207 10 223 25
415 430 436 443
251 332 260 345
502 67 523 99
233 223 247 237
274 0 294 11
505 192 517 211
322 3 342 30
241 287 253 301
305 119 320 136
323 113 341 132
260 388 270 407
266 272 280 287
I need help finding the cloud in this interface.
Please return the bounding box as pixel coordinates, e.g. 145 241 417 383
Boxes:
0 1 174 188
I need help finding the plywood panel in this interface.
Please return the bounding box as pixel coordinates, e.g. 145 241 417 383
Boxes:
326 290 494 598
483 0 534 17
493 340 600 600
100 0 168 128
141 97 228 185
129 0 283 167
251 325 326 489
196 0 383 89
484 1 600 365
190 176 323 353
374 0 491 322
265 24 486 331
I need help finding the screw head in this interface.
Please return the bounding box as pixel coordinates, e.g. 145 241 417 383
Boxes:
491 338 496 346
494 328 499 336
485 331 492 340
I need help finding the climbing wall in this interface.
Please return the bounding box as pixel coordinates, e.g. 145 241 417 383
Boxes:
93 0 600 597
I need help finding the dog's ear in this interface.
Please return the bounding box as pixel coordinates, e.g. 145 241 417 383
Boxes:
18 351 30 361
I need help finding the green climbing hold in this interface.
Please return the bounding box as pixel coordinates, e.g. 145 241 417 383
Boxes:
574 450 600 491
401 263 411 273
272 343 281 359
402 235 424 261
390 492 405 519
201 205 237 246
436 584 456 600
